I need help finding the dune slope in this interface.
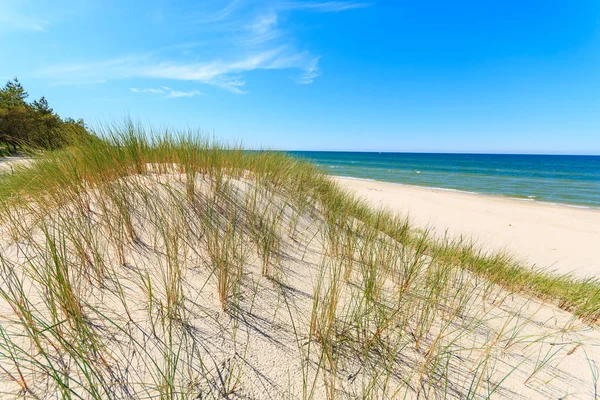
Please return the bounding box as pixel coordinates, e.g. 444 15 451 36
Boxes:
0 131 598 398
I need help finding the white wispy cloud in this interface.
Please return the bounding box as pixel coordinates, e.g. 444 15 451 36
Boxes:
297 57 321 84
193 0 244 24
239 12 280 46
130 88 164 95
131 86 203 99
0 1 49 32
39 48 316 93
36 0 371 93
166 90 203 98
283 1 373 13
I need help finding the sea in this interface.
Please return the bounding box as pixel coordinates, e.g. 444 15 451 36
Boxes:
288 152 600 209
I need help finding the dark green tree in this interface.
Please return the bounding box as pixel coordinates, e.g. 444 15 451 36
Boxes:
0 78 90 154
0 78 28 109
32 96 53 115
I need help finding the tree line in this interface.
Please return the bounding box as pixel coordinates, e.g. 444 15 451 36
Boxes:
0 78 91 155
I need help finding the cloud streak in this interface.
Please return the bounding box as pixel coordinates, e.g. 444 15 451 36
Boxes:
0 1 49 32
296 56 321 84
36 1 370 94
283 1 373 13
131 86 203 98
39 47 319 94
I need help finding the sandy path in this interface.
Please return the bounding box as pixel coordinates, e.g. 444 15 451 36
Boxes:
335 176 600 279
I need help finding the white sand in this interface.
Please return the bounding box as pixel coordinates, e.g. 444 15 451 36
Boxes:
0 157 32 174
0 171 598 398
335 176 600 279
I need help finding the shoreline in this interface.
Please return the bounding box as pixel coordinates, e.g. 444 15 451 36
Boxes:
334 175 600 279
332 174 600 211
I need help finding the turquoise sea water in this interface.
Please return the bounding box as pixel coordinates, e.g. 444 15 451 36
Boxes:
288 152 600 208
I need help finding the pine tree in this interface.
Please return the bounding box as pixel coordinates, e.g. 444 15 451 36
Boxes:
0 78 28 109
32 96 53 115
0 77 90 154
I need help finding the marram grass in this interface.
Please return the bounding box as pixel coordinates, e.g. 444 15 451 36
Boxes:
0 122 598 398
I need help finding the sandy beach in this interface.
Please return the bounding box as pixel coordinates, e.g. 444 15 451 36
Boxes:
1 144 599 398
335 176 600 279
3 2 600 396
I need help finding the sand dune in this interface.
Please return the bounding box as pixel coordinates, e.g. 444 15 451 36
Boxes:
335 177 600 279
1 136 599 399
0 170 598 398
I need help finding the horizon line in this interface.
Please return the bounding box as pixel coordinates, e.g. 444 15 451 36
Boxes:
280 150 600 156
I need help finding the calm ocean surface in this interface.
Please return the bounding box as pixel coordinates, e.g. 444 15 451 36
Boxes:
288 152 600 208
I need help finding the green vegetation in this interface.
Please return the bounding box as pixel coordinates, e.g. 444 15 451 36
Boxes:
0 122 598 398
0 78 90 155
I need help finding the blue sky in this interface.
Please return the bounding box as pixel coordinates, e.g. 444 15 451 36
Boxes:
1 0 599 154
